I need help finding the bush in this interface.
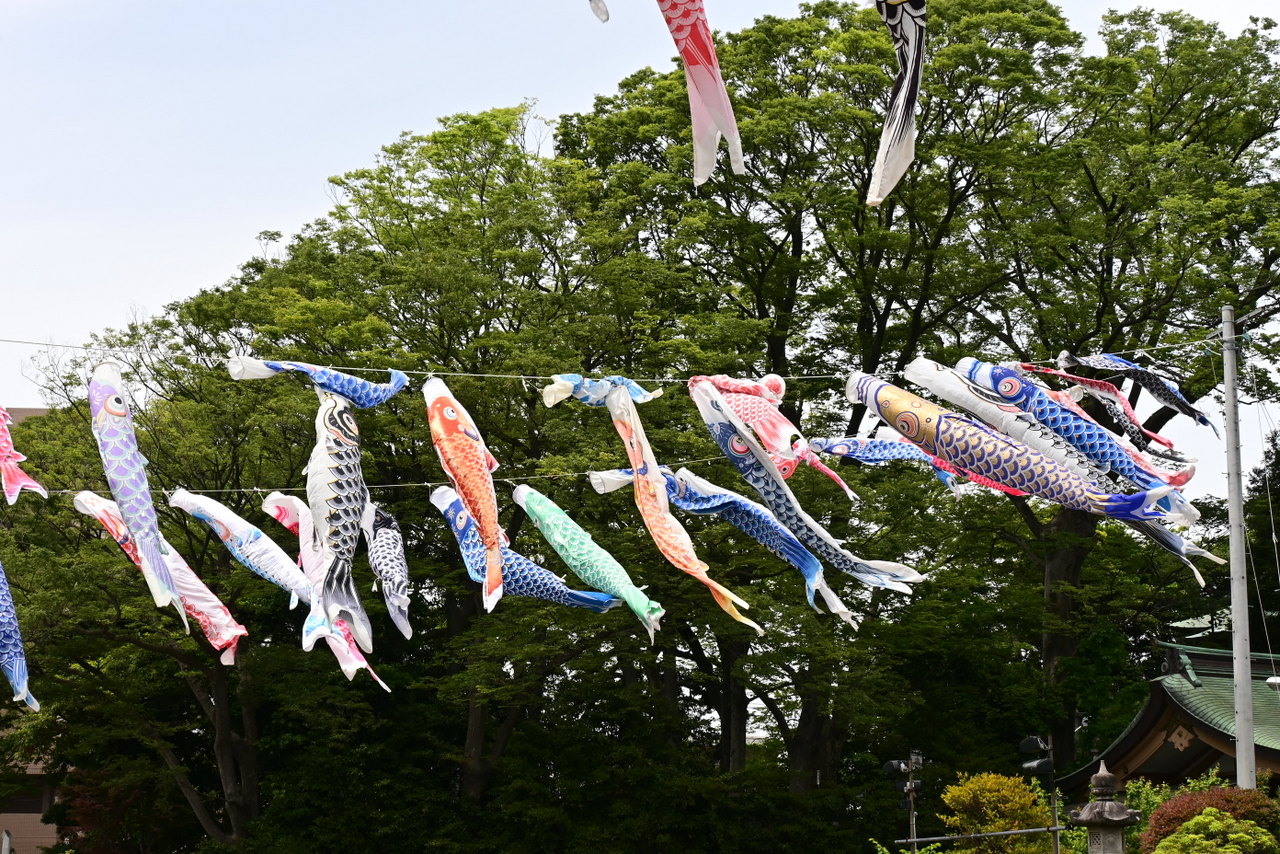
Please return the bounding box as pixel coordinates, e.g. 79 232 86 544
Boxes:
939 773 1053 854
1153 807 1279 854
1140 787 1280 853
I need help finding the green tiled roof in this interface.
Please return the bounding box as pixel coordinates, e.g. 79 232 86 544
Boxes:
1160 672 1280 750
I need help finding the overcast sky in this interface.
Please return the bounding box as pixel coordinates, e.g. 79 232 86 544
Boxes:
0 0 1273 496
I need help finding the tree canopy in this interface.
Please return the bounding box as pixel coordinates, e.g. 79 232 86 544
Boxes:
1 1 1279 851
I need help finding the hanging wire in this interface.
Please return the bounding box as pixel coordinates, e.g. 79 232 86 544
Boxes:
36 456 731 499
0 335 848 386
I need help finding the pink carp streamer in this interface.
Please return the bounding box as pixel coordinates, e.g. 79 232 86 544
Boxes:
657 1 746 185
0 406 46 505
73 491 247 665
689 375 858 501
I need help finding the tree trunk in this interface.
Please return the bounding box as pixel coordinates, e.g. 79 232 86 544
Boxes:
1038 506 1098 772
718 637 750 772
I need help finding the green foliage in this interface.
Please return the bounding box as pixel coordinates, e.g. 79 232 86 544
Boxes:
0 0 1278 850
1141 788 1280 853
1153 808 1280 854
938 773 1052 854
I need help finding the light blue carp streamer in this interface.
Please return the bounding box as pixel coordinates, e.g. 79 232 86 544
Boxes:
0 558 37 711
169 489 333 651
227 356 408 408
542 374 661 408
1058 351 1218 437
688 380 921 595
430 487 620 613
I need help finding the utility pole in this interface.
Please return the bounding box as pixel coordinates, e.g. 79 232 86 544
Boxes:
1223 304 1255 789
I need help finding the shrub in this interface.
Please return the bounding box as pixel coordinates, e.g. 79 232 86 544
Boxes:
1140 787 1280 853
939 773 1052 854
1153 807 1279 854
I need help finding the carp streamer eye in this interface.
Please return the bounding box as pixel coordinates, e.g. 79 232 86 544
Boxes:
443 406 458 420
105 395 128 417
895 411 921 439
729 435 751 456
997 376 1021 398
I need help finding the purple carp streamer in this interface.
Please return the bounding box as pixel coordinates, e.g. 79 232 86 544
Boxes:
0 406 47 505
868 0 927 205
88 362 188 629
431 487 620 613
227 356 408 409
809 435 1026 496
549 375 761 634
1058 351 1219 437
75 491 248 664
262 493 391 691
363 505 413 640
847 371 1173 523
0 558 36 711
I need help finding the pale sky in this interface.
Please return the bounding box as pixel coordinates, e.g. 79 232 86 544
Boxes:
1 0 1274 497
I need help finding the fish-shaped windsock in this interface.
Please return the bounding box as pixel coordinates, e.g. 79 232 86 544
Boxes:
656 0 746 185
74 491 248 664
423 378 506 612
902 359 1216 575
512 485 665 642
261 492 390 691
362 505 412 640
672 469 857 625
227 356 408 409
868 0 927 206
808 436 1026 496
589 0 610 21
431 487 620 613
688 375 858 501
846 371 1174 523
1058 351 1219 437
88 362 187 630
592 465 854 623
0 559 36 712
306 390 376 652
543 373 663 408
1054 398 1193 490
957 358 1200 526
169 489 333 651
0 559 36 711
1019 364 1192 463
0 406 47 505
549 375 761 634
689 378 923 595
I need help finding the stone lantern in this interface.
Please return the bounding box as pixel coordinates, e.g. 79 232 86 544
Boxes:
1069 762 1141 854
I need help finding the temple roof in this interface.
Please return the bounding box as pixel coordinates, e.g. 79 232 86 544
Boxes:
1058 642 1280 793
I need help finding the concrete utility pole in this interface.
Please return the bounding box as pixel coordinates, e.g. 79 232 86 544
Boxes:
1223 304 1256 789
